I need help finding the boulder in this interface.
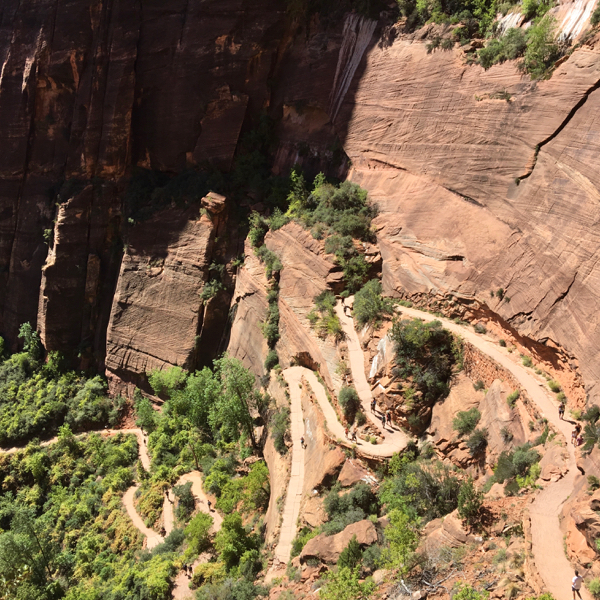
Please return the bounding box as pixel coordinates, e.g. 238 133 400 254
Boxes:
301 496 327 528
338 460 377 487
424 510 473 555
300 520 377 564
539 444 569 481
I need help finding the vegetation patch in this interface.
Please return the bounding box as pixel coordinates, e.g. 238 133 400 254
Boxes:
353 279 394 327
307 290 344 341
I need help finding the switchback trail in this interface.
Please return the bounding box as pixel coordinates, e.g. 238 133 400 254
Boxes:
394 304 588 600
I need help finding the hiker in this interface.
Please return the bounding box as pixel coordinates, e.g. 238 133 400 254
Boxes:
207 500 212 512
572 428 578 445
380 414 386 429
558 403 565 420
577 434 584 447
300 436 305 449
572 570 583 600
345 426 350 438
371 399 377 412
351 429 357 442
386 411 392 425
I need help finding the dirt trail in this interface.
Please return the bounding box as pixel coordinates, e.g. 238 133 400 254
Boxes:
336 302 409 452
123 484 164 549
394 305 588 600
273 368 306 567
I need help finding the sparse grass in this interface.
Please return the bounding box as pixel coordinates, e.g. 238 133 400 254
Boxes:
507 390 520 408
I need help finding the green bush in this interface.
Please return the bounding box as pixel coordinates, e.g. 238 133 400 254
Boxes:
173 481 195 522
458 478 483 525
477 27 527 69
271 406 291 455
309 290 344 341
379 459 461 522
500 426 514 443
547 380 561 393
185 511 213 555
522 355 533 367
473 380 485 391
592 6 600 25
493 443 540 485
507 390 520 408
390 319 459 411
264 350 279 372
520 15 562 79
353 279 393 327
453 408 481 436
337 535 363 569
323 482 378 535
453 584 489 600
499 339 507 347
583 405 600 424
291 527 319 558
467 428 489 456
588 579 600 599
474 323 487 334
522 0 553 21
339 386 361 424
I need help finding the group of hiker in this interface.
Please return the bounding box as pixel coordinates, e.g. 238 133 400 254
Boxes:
371 399 394 429
559 401 585 446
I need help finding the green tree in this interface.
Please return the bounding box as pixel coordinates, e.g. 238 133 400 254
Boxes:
353 279 393 326
381 509 419 574
18 322 43 361
184 511 213 555
148 366 187 397
321 566 375 600
242 461 271 513
521 15 561 78
214 513 258 571
136 396 158 433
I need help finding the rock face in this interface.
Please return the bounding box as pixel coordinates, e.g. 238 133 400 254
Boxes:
343 41 600 402
1 0 600 404
300 519 377 564
105 197 222 391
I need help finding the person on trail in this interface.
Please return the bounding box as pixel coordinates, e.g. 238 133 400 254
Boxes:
345 426 350 438
558 403 565 420
351 429 357 442
300 436 305 449
572 428 578 445
371 399 377 412
380 414 386 430
386 411 392 425
207 500 212 512
572 570 583 600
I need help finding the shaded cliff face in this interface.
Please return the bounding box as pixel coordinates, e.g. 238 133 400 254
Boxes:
1 0 600 400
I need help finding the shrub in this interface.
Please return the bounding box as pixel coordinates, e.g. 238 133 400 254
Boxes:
458 478 483 526
309 291 344 341
353 279 393 327
271 406 291 455
390 318 458 410
453 408 481 436
499 339 507 347
248 212 269 248
323 483 378 535
507 390 520 408
264 350 279 372
556 391 566 403
467 428 489 456
337 535 363 569
592 6 600 26
548 380 561 393
454 584 489 600
474 323 487 334
522 356 533 367
379 460 461 522
473 380 485 391
504 478 520 496
583 405 600 424
588 579 600 599
520 15 562 79
588 475 600 492
321 566 375 600
522 0 553 21
356 411 366 426
173 481 195 522
339 386 361 424
500 426 514 443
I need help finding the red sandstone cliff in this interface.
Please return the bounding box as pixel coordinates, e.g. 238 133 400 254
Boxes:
0 0 600 402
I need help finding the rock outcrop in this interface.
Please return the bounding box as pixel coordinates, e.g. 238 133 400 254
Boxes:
105 196 223 392
300 519 377 564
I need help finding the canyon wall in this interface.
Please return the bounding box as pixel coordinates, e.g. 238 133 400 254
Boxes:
1 0 600 401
